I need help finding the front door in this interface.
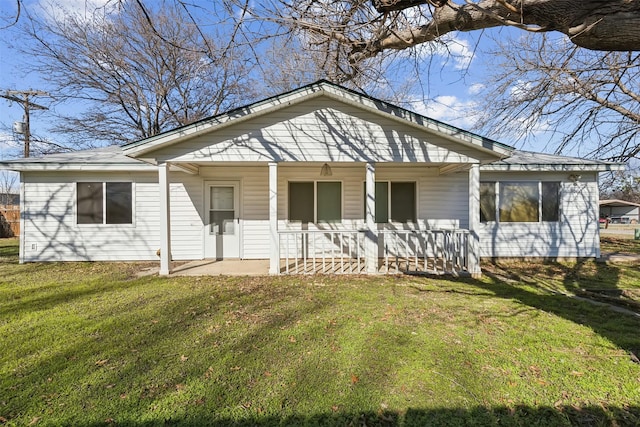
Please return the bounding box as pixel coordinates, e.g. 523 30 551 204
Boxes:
204 182 240 259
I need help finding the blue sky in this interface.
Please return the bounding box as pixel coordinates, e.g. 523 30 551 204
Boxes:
0 0 593 166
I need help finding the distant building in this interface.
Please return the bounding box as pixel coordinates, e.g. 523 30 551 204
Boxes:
599 199 640 224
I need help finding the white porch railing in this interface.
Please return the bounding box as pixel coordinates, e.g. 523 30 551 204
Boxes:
379 229 469 275
279 230 366 274
278 229 470 275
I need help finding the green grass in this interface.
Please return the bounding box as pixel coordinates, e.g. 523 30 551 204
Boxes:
1 238 639 426
601 236 640 255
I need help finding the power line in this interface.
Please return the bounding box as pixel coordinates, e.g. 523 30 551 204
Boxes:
1 90 49 158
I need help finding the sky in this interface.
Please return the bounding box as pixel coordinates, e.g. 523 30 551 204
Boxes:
0 0 520 162
0 0 629 185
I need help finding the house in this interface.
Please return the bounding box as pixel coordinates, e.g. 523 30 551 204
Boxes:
0 81 624 276
599 199 640 224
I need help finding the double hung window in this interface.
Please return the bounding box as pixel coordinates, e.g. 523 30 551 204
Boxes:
363 181 416 223
289 181 342 223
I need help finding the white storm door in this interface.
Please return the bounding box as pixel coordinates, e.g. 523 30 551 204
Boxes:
204 182 240 259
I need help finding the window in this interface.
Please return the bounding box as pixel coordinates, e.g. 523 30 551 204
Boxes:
480 182 496 222
542 182 560 221
480 181 560 223
289 181 341 223
77 182 132 225
363 181 416 223
500 182 539 222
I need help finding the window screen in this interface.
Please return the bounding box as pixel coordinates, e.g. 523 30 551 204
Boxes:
499 182 539 222
390 182 416 222
77 182 103 224
480 182 496 222
106 182 132 224
542 182 560 221
289 182 314 222
317 182 341 222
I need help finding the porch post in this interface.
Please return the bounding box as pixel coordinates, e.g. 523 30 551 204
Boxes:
268 162 279 274
468 164 481 277
159 162 172 275
365 162 377 273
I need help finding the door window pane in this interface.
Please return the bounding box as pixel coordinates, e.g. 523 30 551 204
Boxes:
499 182 539 222
390 182 416 222
106 182 132 224
211 187 234 210
210 211 235 235
542 182 560 221
480 182 496 222
317 182 341 222
289 182 314 222
77 182 103 224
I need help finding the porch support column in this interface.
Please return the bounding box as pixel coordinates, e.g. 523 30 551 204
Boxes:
365 162 378 274
268 162 279 275
468 164 481 278
159 162 172 276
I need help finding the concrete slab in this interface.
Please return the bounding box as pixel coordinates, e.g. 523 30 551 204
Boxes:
171 259 270 276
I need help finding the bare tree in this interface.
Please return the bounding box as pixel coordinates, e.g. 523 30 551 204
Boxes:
0 171 18 204
473 34 640 162
233 0 640 81
22 1 255 148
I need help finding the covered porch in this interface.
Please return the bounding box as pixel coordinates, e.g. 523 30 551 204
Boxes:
155 161 482 277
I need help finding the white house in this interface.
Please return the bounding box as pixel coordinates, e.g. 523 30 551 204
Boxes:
0 81 624 276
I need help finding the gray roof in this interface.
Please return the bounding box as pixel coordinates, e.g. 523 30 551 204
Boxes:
600 199 640 207
481 150 624 172
0 145 154 172
4 145 141 165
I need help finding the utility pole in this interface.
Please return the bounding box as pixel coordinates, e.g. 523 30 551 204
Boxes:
1 90 49 158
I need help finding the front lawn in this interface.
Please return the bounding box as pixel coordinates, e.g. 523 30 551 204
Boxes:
1 238 639 426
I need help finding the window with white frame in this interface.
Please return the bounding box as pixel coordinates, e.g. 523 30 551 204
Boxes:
480 181 560 223
289 181 341 223
363 181 416 223
77 182 132 224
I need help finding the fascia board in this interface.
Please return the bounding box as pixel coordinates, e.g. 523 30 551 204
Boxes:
481 163 626 172
0 163 158 172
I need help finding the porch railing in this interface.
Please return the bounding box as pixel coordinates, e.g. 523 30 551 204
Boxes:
278 228 470 275
279 230 366 274
379 229 469 275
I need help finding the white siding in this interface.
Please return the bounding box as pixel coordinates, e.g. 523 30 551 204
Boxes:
277 164 470 229
149 98 491 164
477 171 600 258
169 173 204 260
21 172 160 262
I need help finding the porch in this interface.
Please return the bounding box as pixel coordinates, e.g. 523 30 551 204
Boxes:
156 161 483 277
171 228 472 276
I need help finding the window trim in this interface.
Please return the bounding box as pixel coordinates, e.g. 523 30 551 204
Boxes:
362 180 417 223
76 181 135 226
288 180 343 223
480 180 561 224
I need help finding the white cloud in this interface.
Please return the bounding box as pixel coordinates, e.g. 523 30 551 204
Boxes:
411 95 478 129
467 83 484 96
37 0 117 23
0 130 21 160
406 34 475 70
